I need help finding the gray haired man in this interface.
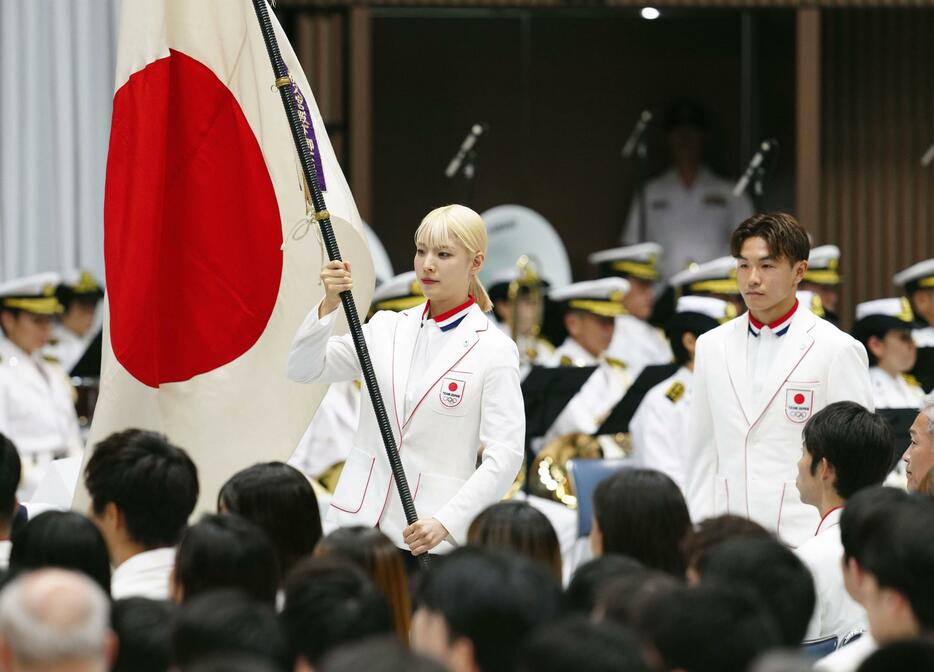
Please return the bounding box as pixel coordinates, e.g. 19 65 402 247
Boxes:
904 394 934 492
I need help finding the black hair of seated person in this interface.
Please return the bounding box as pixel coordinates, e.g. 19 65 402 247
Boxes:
517 617 652 672
638 584 782 672
7 510 111 593
0 433 21 529
856 638 934 672
562 554 645 615
172 589 290 670
280 557 393 668
697 537 815 646
174 513 279 605
681 514 773 575
85 428 199 548
112 598 176 672
592 468 691 575
802 401 896 495
218 461 322 579
467 500 562 582
595 570 681 629
839 486 911 566
848 492 934 630
415 546 562 672
180 656 282 672
319 636 446 672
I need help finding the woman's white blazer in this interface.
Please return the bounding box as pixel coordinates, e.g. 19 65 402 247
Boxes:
286 302 525 552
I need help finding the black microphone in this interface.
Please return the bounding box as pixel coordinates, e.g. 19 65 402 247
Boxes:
733 139 777 197
621 110 653 158
444 123 488 179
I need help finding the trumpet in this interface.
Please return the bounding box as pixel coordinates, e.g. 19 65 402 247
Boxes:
506 255 548 367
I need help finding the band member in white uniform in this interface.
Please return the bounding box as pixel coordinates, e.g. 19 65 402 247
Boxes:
540 278 632 446
589 243 673 380
894 259 934 393
287 205 524 559
0 274 83 495
44 270 104 373
629 296 733 490
851 298 925 410
487 267 554 376
685 214 873 548
670 254 747 316
800 245 842 326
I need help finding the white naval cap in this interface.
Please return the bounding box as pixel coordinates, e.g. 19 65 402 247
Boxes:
370 271 425 313
803 245 841 285
796 290 825 318
488 265 553 289
0 272 64 315
675 295 736 323
855 297 914 323
893 259 934 292
548 277 629 318
588 242 663 281
669 255 739 295
59 269 104 294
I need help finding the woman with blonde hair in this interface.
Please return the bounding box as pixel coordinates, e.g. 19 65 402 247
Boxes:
287 204 524 567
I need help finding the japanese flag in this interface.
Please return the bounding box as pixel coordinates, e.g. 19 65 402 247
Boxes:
74 0 373 513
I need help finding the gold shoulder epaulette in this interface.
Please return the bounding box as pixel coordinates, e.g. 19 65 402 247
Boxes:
42 354 60 365
559 355 575 367
605 357 627 370
902 374 922 388
666 381 685 403
353 379 362 390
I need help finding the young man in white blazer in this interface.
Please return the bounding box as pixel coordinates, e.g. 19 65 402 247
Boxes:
685 213 873 548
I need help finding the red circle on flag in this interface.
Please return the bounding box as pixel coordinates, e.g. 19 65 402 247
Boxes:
448 382 458 392
794 393 805 404
104 50 282 387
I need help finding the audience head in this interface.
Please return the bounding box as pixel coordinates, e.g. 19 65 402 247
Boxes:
180 656 282 672
412 547 561 672
563 554 645 615
857 639 934 672
9 511 111 593
467 501 562 582
517 617 652 672
797 402 894 506
218 461 321 579
594 571 681 628
173 513 278 605
639 583 781 672
111 598 175 672
904 398 934 492
591 469 691 575
681 514 772 581
319 637 446 672
314 526 411 641
0 569 115 672
85 429 198 560
697 537 815 646
172 589 289 671
280 557 393 670
0 434 21 536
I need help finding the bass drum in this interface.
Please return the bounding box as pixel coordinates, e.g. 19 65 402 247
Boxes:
479 205 572 291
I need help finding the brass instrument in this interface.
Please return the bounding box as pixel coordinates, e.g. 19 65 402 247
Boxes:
528 433 603 508
506 255 548 367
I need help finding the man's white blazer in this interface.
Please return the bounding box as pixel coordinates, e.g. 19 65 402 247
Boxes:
287 303 525 552
685 304 873 547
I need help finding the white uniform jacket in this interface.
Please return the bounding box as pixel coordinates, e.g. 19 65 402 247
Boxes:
44 325 92 375
630 366 692 489
795 507 868 642
607 314 673 381
868 367 924 410
0 339 82 462
685 304 873 547
286 303 525 552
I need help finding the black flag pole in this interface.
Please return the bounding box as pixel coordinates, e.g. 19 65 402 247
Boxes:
251 0 429 569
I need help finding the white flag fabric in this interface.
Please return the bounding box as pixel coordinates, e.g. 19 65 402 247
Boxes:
74 0 374 513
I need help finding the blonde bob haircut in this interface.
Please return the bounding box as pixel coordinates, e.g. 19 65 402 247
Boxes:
414 204 492 312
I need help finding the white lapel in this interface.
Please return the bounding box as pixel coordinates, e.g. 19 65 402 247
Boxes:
748 306 816 426
725 315 754 424
401 306 488 429
390 307 423 432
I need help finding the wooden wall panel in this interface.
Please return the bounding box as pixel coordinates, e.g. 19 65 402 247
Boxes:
820 9 934 324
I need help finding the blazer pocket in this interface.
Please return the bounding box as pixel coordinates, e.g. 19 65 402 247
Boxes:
329 447 376 514
413 471 468 517
714 476 731 514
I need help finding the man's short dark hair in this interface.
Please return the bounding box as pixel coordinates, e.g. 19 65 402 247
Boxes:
171 589 290 670
730 213 810 265
857 639 934 672
85 429 199 548
517 617 651 672
697 537 815 646
596 571 681 629
638 584 781 672
803 402 895 497
111 598 176 672
416 547 561 672
681 514 772 574
0 434 21 527
319 636 446 672
592 469 691 575
174 514 279 605
839 486 910 563
280 557 392 667
562 554 645 615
